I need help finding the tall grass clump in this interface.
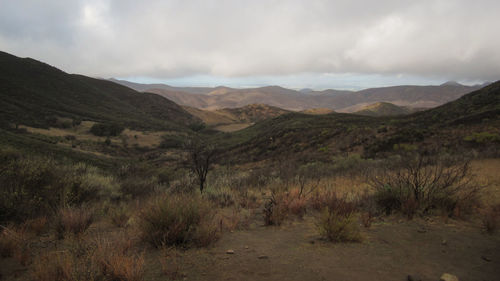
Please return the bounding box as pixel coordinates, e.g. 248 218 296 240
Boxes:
55 207 93 239
138 194 219 248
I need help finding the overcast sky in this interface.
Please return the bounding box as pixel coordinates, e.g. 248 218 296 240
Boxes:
1 0 499 89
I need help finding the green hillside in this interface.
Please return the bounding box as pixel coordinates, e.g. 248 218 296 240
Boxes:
0 51 199 131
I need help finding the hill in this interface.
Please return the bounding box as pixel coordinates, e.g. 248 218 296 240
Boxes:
353 102 413 116
184 104 290 132
113 79 480 112
214 81 500 162
0 51 199 131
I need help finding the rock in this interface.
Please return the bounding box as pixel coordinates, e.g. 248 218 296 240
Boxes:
244 245 249 249
258 255 269 259
226 249 234 254
441 239 447 245
417 228 427 233
407 274 422 281
440 273 459 281
481 255 492 262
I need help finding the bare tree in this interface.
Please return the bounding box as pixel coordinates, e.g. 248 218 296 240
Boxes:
185 139 216 194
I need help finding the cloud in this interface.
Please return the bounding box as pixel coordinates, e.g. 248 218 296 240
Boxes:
0 0 499 83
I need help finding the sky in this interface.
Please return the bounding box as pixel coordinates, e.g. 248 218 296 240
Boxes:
0 0 499 90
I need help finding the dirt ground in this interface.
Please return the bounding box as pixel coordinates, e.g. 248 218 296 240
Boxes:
147 217 500 281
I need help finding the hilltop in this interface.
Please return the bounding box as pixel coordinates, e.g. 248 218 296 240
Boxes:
353 102 415 117
185 104 290 132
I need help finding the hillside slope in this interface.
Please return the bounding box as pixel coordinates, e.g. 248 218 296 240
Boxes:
0 51 199 131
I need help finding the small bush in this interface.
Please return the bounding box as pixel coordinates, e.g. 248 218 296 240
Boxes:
55 207 93 239
263 190 289 226
316 193 361 242
138 194 218 247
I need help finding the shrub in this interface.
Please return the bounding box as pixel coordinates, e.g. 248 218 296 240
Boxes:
0 148 114 223
263 190 289 226
89 122 124 137
55 207 93 239
368 153 481 217
117 163 162 198
316 193 361 242
138 194 218 247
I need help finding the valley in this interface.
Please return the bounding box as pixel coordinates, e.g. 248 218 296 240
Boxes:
1 51 499 281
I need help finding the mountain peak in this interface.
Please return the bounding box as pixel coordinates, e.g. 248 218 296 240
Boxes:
441 81 463 86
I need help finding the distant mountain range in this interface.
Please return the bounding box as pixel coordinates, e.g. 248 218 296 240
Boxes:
111 78 485 112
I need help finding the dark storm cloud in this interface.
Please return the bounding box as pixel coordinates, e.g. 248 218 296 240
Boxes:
0 0 499 82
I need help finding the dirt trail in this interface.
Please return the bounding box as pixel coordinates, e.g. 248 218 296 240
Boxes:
149 218 500 281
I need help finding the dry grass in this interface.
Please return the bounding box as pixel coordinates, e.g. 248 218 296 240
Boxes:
23 216 48 236
121 129 166 147
214 123 252 132
481 204 500 234
19 123 167 148
108 204 131 227
55 207 94 239
31 251 74 281
471 158 500 205
0 225 32 265
94 238 145 281
159 247 184 280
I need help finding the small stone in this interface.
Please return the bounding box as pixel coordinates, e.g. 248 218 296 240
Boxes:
258 255 268 259
407 274 422 281
481 255 492 262
244 245 249 249
226 249 234 254
440 273 459 281
441 239 447 245
417 228 427 233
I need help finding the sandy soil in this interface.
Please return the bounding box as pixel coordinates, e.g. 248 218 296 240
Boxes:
148 217 500 281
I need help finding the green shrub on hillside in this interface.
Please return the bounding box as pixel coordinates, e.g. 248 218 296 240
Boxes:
90 123 124 137
464 132 500 144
